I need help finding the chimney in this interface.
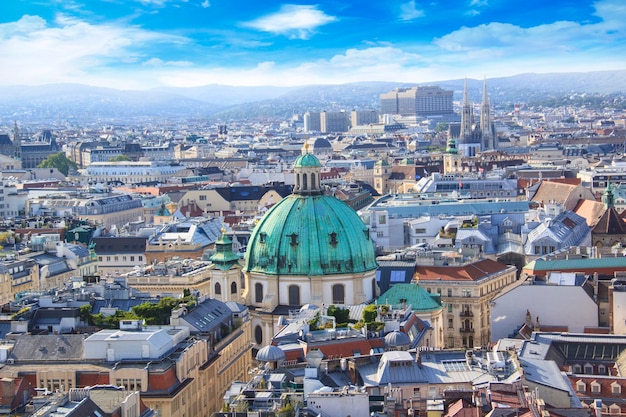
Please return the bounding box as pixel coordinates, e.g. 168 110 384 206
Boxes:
594 399 603 417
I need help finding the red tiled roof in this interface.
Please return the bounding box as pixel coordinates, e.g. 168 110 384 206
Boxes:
416 258 510 282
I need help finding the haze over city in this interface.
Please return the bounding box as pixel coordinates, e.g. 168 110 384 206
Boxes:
2 0 626 90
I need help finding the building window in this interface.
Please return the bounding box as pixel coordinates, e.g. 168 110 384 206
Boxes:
584 364 594 374
591 382 601 393
199 195 207 201
448 304 453 313
214 282 221 295
611 383 621 395
448 318 454 328
576 381 586 392
255 283 264 303
447 288 452 297
332 284 345 304
231 281 237 294
254 325 263 345
288 285 300 306
378 215 386 225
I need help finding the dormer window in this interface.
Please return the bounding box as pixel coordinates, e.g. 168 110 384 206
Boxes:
288 233 298 247
329 232 338 247
259 232 267 243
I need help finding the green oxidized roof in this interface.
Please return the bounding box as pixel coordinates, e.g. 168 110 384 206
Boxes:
243 194 378 276
294 153 322 168
376 283 442 312
210 231 240 270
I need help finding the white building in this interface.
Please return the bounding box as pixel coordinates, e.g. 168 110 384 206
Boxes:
306 390 370 417
80 161 186 185
84 323 190 361
490 273 599 342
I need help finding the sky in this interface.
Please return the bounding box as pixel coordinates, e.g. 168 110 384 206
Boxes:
1 0 625 90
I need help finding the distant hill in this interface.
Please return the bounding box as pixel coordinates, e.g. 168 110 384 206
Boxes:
0 70 624 123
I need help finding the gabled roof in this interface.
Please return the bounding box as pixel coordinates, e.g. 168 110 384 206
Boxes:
593 207 626 235
573 199 606 227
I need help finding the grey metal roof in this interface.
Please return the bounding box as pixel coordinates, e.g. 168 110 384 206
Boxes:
358 350 496 387
10 334 85 362
180 297 231 333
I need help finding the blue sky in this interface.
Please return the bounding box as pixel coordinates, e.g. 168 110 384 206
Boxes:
1 0 625 89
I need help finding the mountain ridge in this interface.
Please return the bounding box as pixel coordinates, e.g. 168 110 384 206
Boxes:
0 70 624 123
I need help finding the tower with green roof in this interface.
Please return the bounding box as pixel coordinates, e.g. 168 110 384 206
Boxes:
210 228 242 303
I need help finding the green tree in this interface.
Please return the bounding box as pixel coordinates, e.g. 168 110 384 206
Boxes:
434 122 449 132
108 154 131 162
362 304 378 323
327 305 350 325
37 152 78 175
79 304 93 326
277 402 295 417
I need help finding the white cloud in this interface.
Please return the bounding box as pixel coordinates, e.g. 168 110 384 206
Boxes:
142 58 193 67
399 1 425 21
243 4 336 40
0 14 190 89
201 0 210 8
469 0 488 7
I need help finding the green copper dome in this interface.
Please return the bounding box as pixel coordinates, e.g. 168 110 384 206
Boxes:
243 194 377 276
294 152 322 168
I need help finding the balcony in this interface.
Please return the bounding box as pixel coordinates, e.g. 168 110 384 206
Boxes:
459 310 473 317
460 327 474 334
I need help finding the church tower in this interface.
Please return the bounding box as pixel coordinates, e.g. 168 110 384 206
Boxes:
209 228 242 303
373 158 391 195
443 136 462 174
602 182 615 209
12 122 21 160
460 78 473 146
480 77 495 150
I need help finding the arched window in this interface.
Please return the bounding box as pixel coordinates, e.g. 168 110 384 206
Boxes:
302 174 308 191
254 325 263 345
214 282 221 295
332 284 345 304
255 283 264 303
231 281 237 294
296 173 300 190
288 285 300 306
372 278 377 299
310 173 316 190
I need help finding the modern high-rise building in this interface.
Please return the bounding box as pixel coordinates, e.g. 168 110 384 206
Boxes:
351 110 379 127
303 111 321 133
320 110 350 133
380 86 454 117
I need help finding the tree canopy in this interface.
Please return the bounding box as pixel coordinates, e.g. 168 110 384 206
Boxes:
108 154 131 162
37 152 78 175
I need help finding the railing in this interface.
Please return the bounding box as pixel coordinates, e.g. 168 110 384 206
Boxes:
459 310 473 317
460 327 474 333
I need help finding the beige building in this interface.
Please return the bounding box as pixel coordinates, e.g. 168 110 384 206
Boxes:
179 185 290 217
415 258 518 348
122 259 213 297
1 315 251 416
0 258 40 305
